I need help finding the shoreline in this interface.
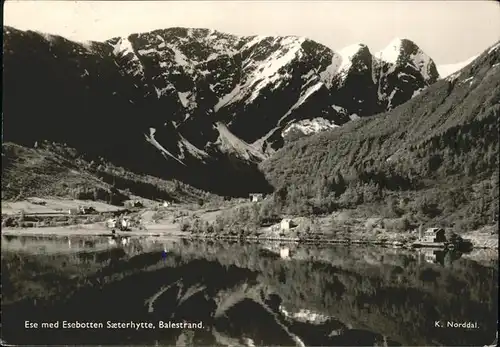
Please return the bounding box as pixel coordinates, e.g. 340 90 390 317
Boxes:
3 198 498 250
2 226 498 250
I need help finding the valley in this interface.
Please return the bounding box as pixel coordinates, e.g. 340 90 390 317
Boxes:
2 26 499 249
2 2 499 346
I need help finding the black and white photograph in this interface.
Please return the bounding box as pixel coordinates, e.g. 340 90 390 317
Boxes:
1 0 499 345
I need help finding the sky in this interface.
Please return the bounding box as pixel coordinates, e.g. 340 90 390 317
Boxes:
3 0 500 64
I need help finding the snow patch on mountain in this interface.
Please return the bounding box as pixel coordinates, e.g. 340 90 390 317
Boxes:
170 44 191 67
409 49 434 80
110 37 145 77
412 87 425 98
282 118 339 137
251 127 281 156
145 128 186 166
242 35 268 51
461 76 474 86
214 84 243 111
376 38 436 81
280 82 324 122
247 37 306 103
111 37 134 56
319 43 366 88
338 43 365 72
155 84 175 98
215 36 306 110
213 122 267 162
437 55 478 78
76 40 95 52
332 105 348 115
376 38 404 64
319 54 342 89
387 88 399 110
36 32 56 44
138 48 158 56
178 135 209 161
279 306 331 325
488 41 500 54
178 91 196 109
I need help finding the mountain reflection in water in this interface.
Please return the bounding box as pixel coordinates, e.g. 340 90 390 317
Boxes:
1 235 498 346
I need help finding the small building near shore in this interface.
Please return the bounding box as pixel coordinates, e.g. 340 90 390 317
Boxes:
79 206 96 215
249 193 264 203
120 217 131 230
162 201 171 208
418 228 446 243
280 218 295 231
126 200 144 208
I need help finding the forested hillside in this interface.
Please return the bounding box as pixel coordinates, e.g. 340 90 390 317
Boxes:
2 142 219 204
261 42 500 232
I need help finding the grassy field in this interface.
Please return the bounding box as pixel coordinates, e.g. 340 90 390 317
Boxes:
3 197 498 250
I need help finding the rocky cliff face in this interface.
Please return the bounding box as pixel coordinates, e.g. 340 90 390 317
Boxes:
2 26 439 194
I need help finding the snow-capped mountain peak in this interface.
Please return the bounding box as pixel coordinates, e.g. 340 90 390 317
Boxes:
3 25 446 176
338 43 368 72
376 37 406 63
215 35 306 110
110 36 134 56
319 43 368 88
376 38 437 78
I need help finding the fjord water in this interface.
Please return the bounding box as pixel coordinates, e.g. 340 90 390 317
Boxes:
1 235 497 346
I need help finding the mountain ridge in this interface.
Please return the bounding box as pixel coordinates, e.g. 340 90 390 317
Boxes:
260 40 500 230
2 25 445 195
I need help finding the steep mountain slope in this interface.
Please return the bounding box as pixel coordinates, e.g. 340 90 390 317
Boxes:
3 26 439 195
373 38 439 109
261 41 500 230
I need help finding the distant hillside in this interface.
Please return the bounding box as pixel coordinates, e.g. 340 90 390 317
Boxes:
1 142 218 204
261 42 500 231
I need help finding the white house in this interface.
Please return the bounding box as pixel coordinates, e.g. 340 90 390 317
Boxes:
249 193 264 203
162 201 171 207
418 228 446 243
280 218 292 231
121 218 130 229
127 200 144 208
